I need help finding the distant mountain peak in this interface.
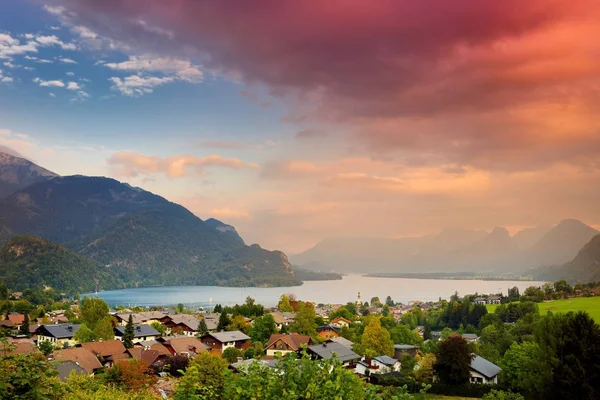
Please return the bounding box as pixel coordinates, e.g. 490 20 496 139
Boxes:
0 145 24 158
0 151 58 199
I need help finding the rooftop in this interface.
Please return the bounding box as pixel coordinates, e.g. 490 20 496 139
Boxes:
208 331 251 343
39 324 81 339
470 355 501 378
373 355 398 366
53 347 102 374
114 324 160 338
307 341 361 363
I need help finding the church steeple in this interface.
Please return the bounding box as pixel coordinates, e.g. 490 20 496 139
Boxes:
356 292 362 306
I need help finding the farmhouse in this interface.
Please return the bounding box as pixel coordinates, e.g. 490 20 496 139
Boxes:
469 355 501 384
114 324 160 344
306 341 361 367
265 333 312 357
37 324 81 347
200 331 251 353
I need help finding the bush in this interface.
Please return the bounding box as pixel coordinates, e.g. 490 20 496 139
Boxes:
428 383 499 398
222 347 243 364
483 389 525 400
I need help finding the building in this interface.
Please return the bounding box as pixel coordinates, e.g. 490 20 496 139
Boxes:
330 336 354 349
330 317 352 329
7 313 25 329
52 347 103 374
462 333 479 343
37 324 81 347
317 324 340 340
469 355 501 384
200 331 251 353
372 356 401 373
269 311 296 330
160 336 209 358
472 296 501 305
0 338 38 356
160 315 201 336
306 341 361 368
114 324 160 344
55 361 87 382
265 333 313 357
394 344 420 359
81 340 129 367
114 311 169 326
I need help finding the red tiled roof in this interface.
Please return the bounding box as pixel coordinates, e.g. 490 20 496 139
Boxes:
266 334 312 351
8 314 25 325
81 340 127 358
53 348 102 374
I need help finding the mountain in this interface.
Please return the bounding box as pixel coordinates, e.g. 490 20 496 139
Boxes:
0 175 299 288
512 225 551 249
205 218 245 245
530 234 600 283
526 219 599 266
0 145 24 158
0 235 123 293
0 151 58 199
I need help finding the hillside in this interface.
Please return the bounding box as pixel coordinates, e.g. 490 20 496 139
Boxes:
0 175 299 288
0 235 123 293
531 234 600 283
292 221 598 275
0 151 58 199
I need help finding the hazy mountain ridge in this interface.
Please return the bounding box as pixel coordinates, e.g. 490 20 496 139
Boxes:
292 220 599 274
0 150 58 199
0 173 299 288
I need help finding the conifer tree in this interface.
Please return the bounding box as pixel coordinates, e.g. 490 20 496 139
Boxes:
196 318 208 337
123 314 135 348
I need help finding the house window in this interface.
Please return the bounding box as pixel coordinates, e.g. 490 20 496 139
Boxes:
471 376 483 384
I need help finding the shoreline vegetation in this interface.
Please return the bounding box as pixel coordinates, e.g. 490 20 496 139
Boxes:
365 272 536 281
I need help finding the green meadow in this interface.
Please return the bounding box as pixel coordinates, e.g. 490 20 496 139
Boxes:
487 296 600 321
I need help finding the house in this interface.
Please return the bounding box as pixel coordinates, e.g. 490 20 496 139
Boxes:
55 361 87 382
317 324 340 340
330 317 352 329
372 355 401 373
430 331 442 340
469 355 501 384
128 346 170 369
306 341 361 367
394 344 420 359
114 324 160 344
161 315 201 336
487 296 501 304
52 347 103 374
37 316 69 325
7 313 25 329
230 358 272 374
161 336 209 358
265 333 312 357
462 333 479 343
114 313 146 326
81 340 129 366
37 324 81 347
0 338 38 356
0 320 15 330
330 336 354 349
472 296 502 305
200 331 251 353
472 297 487 305
269 311 296 330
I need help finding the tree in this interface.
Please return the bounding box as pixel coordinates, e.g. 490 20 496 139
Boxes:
73 323 95 343
500 341 551 398
222 347 243 364
416 353 436 383
123 315 135 349
177 303 185 313
95 316 115 341
151 321 167 336
80 297 110 331
248 314 276 345
385 295 395 306
370 296 382 307
0 282 7 301
175 352 229 400
217 312 231 332
521 286 544 303
483 390 525 400
345 302 358 315
290 302 317 337
423 321 432 340
507 287 520 303
213 304 223 313
196 319 208 337
227 315 249 333
0 351 63 399
360 318 394 358
19 313 30 337
38 340 54 356
381 304 390 317
277 294 293 312
434 335 473 385
328 306 353 321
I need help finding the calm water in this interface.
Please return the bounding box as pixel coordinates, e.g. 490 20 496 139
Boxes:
84 275 546 308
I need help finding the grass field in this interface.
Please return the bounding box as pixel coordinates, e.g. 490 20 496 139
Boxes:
486 296 600 321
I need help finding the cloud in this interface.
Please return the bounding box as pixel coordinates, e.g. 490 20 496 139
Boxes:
58 57 77 64
107 151 259 178
104 55 203 87
66 81 81 90
198 140 277 150
295 129 325 139
0 33 38 59
66 71 75 76
34 35 76 50
49 92 56 97
109 75 174 96
33 77 65 87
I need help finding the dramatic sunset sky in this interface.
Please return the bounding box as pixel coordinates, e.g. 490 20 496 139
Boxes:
1 1 599 253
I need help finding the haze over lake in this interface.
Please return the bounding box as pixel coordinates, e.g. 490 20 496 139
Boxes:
85 275 546 308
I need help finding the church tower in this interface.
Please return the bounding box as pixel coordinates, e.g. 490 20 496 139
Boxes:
356 292 362 307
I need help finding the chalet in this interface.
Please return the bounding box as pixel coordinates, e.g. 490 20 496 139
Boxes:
330 336 354 349
37 316 69 325
128 346 170 369
355 356 400 376
394 344 420 359
469 355 501 384
81 340 129 366
317 324 340 340
200 331 251 353
330 317 352 329
114 324 160 344
462 333 479 343
472 296 501 305
37 324 81 347
265 333 312 357
306 341 361 368
7 313 25 329
160 336 209 358
161 315 201 336
56 361 87 381
0 338 38 356
113 311 169 326
53 347 103 374
269 311 296 330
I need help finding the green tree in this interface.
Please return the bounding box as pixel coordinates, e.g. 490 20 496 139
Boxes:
38 340 54 356
175 352 229 400
248 314 276 345
370 297 382 307
385 295 395 306
359 318 394 358
328 306 354 321
217 312 231 332
123 315 135 349
0 282 7 301
382 304 390 317
19 313 30 337
290 302 317 337
345 302 358 315
507 287 520 302
73 323 95 343
80 297 110 331
227 315 249 333
0 350 64 399
277 294 293 312
483 390 525 400
501 341 551 398
434 335 473 385
94 316 115 341
389 324 422 346
196 319 208 337
213 304 223 313
222 347 243 364
151 321 167 336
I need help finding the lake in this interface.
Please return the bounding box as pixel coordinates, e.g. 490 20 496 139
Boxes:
84 275 546 308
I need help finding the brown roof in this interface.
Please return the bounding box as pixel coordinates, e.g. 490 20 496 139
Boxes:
0 338 38 356
8 314 25 325
128 347 143 360
0 320 14 328
164 337 208 356
331 317 352 325
53 348 102 374
81 340 127 358
266 334 312 351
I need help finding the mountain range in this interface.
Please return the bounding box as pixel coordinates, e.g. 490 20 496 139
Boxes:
0 148 299 292
292 220 599 276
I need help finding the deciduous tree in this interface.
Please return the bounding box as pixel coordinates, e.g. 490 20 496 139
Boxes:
360 318 394 358
434 335 472 385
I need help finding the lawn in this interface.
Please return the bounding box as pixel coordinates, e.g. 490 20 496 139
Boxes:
486 296 600 321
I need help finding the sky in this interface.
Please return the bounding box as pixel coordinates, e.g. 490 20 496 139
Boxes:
1 0 599 254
